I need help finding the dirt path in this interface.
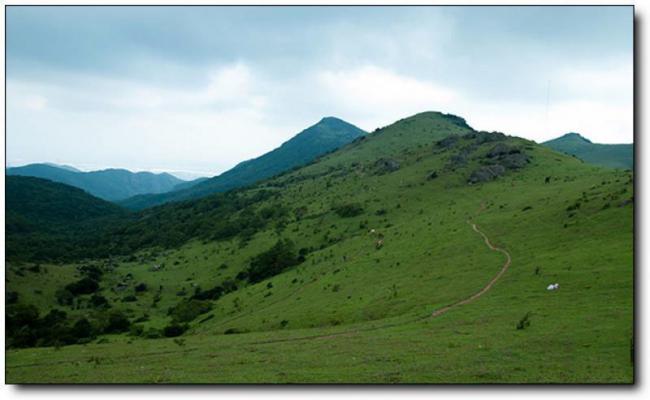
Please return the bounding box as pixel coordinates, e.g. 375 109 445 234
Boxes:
8 210 513 371
430 220 511 317
247 216 512 345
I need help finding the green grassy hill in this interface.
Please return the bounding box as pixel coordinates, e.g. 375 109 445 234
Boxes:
5 112 633 383
119 117 366 210
5 176 128 261
543 132 633 170
7 163 191 201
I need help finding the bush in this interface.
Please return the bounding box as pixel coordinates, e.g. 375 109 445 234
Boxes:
516 312 531 330
65 277 100 296
246 239 302 283
71 318 94 339
566 202 581 212
221 279 238 293
163 323 188 337
129 324 145 337
79 265 103 281
121 295 137 303
334 203 364 218
6 304 40 334
55 289 74 306
168 299 213 323
135 283 148 292
104 310 130 333
90 294 110 309
144 327 163 339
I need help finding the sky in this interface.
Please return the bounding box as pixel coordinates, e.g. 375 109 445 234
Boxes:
6 6 633 178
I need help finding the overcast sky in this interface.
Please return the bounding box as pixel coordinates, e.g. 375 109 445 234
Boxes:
6 6 633 178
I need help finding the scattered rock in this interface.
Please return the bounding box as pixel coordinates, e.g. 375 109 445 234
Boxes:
468 164 506 184
436 135 459 149
427 171 439 180
487 143 520 158
465 131 506 144
374 158 400 174
447 148 472 169
499 153 530 169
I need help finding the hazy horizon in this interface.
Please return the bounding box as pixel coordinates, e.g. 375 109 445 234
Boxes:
7 6 633 176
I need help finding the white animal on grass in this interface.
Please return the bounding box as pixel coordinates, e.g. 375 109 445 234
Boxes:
546 283 560 291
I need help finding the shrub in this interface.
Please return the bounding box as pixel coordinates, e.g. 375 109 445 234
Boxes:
104 310 130 333
90 294 110 309
135 283 148 292
79 265 103 281
144 328 163 339
516 312 531 330
566 202 581 212
55 289 74 306
121 295 137 303
129 324 145 337
192 284 227 301
65 277 100 296
235 271 249 281
246 239 302 283
71 318 94 339
334 203 364 218
221 279 238 293
163 323 188 337
168 299 213 323
6 304 40 333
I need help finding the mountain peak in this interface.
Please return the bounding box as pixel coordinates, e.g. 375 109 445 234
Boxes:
315 116 362 131
319 116 344 123
559 132 592 143
401 111 473 130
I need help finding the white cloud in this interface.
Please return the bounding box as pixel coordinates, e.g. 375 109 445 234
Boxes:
6 58 633 176
317 65 459 129
6 63 296 175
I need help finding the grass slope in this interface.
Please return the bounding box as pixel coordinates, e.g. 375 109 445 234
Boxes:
119 117 366 210
6 112 633 383
543 132 633 170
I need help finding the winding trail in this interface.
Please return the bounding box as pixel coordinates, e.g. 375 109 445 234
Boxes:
430 220 512 318
8 209 513 370
246 215 512 345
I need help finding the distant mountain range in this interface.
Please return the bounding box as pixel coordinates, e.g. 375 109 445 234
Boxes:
542 133 633 170
6 163 204 202
119 116 367 209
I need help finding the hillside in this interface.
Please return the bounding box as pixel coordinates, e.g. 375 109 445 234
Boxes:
543 132 633 169
6 163 190 201
119 117 366 210
5 112 633 383
5 176 128 261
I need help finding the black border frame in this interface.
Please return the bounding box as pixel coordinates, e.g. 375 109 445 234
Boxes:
3 3 638 387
